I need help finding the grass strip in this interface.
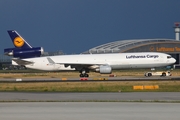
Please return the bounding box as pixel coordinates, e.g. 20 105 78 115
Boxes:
0 81 180 92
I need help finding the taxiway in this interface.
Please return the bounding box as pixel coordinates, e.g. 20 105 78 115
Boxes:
0 76 180 82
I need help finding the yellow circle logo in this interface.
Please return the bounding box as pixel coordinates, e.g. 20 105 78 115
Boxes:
14 37 24 47
150 46 154 51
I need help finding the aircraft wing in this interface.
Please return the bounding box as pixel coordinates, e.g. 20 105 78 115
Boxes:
12 58 34 65
47 57 102 69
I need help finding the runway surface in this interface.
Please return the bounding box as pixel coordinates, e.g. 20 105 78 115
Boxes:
0 102 180 120
0 92 180 102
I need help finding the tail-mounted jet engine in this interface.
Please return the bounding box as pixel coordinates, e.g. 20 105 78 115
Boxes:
4 47 44 58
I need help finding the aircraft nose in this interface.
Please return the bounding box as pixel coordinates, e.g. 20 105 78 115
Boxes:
172 58 176 64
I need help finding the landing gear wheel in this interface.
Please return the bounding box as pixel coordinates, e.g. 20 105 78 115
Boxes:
148 73 152 77
84 74 89 77
162 73 166 77
80 74 84 77
79 73 89 77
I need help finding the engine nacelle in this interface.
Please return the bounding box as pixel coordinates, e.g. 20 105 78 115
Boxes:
4 47 44 58
96 65 112 74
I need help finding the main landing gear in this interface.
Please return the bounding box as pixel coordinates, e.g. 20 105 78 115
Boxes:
79 69 89 77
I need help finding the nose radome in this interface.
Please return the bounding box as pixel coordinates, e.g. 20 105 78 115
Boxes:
172 58 176 63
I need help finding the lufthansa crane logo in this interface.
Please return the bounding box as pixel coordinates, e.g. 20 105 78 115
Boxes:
150 46 154 51
14 37 24 47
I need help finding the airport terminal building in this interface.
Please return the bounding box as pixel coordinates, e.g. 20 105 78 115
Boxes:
82 23 180 65
82 39 180 65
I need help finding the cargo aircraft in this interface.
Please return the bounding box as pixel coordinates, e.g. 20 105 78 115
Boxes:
4 30 176 77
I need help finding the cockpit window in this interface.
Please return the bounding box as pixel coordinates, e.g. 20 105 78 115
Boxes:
167 56 171 59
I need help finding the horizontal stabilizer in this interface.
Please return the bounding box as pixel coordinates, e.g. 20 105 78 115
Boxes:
12 58 34 65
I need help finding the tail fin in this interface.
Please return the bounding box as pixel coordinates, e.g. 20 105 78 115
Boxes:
7 30 32 49
5 30 44 58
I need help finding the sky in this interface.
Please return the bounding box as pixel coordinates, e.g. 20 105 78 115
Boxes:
0 0 180 54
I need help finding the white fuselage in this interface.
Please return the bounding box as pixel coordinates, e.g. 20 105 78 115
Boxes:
12 52 176 71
